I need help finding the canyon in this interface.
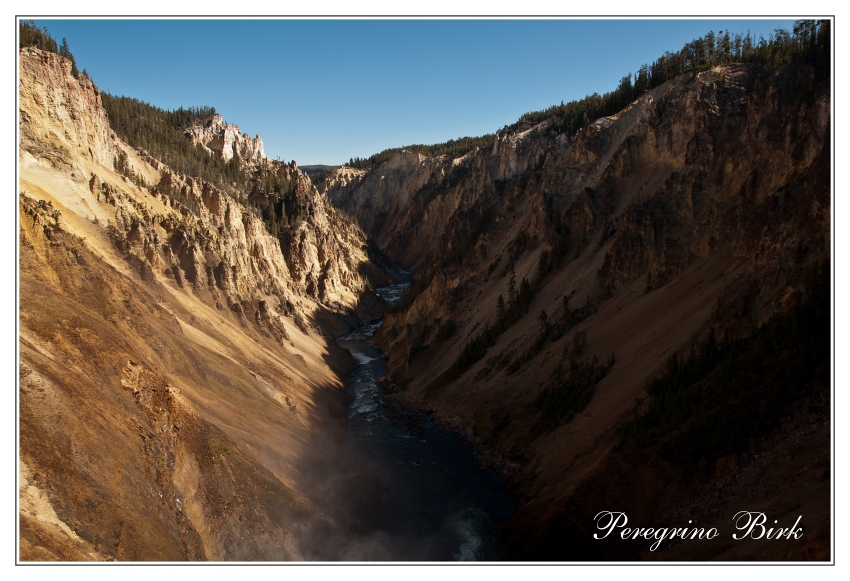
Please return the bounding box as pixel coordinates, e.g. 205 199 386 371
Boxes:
321 62 831 560
19 41 831 561
18 46 398 560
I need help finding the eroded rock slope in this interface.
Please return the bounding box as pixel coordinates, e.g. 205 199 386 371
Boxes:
324 63 831 560
19 46 386 560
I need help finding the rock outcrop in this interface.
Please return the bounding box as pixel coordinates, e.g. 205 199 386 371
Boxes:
184 113 265 165
19 47 114 169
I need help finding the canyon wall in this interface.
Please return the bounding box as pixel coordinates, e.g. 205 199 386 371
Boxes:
18 47 385 560
324 63 831 560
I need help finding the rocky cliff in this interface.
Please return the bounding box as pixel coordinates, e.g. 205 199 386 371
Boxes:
20 47 114 169
325 63 831 560
18 47 387 560
184 113 265 165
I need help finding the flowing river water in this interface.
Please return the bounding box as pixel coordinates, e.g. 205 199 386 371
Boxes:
334 274 514 561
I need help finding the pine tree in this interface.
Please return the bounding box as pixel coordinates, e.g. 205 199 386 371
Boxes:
496 294 506 323
563 294 573 326
538 310 549 335
507 269 517 311
519 277 532 308
572 330 587 357
267 202 279 237
59 37 78 76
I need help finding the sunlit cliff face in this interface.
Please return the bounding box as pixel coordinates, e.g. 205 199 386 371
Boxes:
18 46 396 561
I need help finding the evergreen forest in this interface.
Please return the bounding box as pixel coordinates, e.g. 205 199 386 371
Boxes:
515 20 831 138
100 95 250 193
346 20 831 169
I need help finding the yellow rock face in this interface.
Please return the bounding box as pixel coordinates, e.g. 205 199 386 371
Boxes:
18 46 384 561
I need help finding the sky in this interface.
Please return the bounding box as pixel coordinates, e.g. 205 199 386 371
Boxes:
32 18 796 166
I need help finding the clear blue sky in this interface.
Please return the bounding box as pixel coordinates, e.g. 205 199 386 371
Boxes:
33 19 795 166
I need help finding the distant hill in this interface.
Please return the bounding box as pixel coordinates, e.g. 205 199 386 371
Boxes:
300 164 340 175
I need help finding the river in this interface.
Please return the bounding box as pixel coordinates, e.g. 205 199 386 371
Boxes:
334 272 514 561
